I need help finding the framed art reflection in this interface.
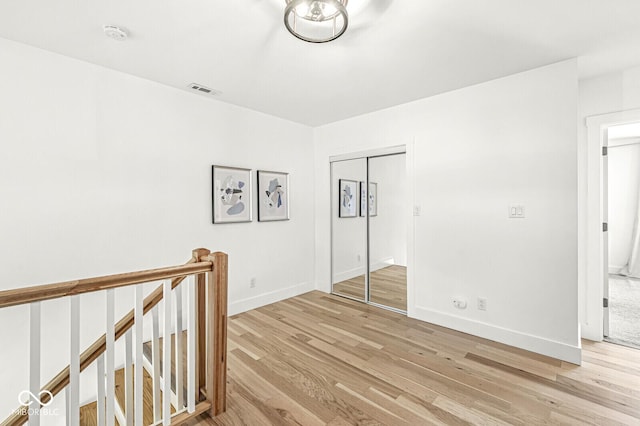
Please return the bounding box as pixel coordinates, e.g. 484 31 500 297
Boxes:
339 179 358 218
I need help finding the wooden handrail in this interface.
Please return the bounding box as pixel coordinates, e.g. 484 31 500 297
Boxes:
1 249 218 426
0 261 212 309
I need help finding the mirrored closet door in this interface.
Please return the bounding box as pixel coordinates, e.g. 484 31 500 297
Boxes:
331 158 368 301
368 154 407 311
331 152 407 312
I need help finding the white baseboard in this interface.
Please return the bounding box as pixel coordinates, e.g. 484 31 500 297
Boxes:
333 266 365 283
229 282 314 316
371 257 395 272
412 306 582 365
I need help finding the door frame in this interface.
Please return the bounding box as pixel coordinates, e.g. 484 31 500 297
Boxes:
585 109 640 340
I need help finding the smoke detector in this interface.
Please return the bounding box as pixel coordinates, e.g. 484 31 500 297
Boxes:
103 25 128 41
188 83 222 96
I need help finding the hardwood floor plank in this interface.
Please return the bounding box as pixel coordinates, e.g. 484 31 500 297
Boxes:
581 353 640 377
559 363 640 396
332 265 407 311
466 352 640 420
182 291 640 426
363 387 439 426
432 395 513 426
281 339 405 400
264 395 326 426
231 348 339 423
395 394 470 426
332 382 410 425
554 374 640 417
458 355 637 425
78 401 120 426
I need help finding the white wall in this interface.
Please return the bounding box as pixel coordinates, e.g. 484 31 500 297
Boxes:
0 38 315 420
315 60 580 363
579 64 640 340
608 142 640 272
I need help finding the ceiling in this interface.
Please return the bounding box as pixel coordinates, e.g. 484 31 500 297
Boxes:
2 0 640 126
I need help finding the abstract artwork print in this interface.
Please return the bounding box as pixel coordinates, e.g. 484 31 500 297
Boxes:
368 182 378 217
339 179 358 218
212 165 252 223
257 170 289 221
359 181 377 217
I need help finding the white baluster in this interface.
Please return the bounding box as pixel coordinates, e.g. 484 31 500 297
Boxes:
29 302 41 426
187 275 196 413
174 283 184 409
69 296 80 425
152 304 161 422
163 279 172 425
125 329 133 425
134 285 144 426
106 289 115 426
97 354 106 426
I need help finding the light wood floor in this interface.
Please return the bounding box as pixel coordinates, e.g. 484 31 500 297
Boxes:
333 265 407 311
185 291 640 425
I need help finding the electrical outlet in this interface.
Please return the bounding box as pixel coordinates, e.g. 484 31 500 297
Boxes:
250 277 256 288
453 298 467 309
477 297 487 311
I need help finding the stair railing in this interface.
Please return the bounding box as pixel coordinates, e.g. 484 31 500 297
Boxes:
0 248 227 426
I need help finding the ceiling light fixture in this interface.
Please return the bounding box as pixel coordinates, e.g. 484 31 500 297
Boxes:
284 0 349 43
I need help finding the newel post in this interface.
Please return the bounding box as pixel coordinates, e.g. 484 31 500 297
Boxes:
192 248 210 402
205 251 228 416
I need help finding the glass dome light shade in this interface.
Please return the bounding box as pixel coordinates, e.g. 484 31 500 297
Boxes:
284 0 349 43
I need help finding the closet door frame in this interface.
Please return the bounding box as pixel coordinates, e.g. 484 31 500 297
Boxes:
330 145 409 314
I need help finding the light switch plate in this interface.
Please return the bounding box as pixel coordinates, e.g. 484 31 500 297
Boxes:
509 204 525 218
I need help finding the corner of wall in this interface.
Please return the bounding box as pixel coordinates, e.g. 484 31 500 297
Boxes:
229 281 315 316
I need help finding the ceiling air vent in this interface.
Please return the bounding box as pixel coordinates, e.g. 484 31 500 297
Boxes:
188 83 221 96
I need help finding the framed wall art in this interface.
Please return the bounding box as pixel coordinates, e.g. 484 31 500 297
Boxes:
339 179 358 218
257 170 289 221
359 181 378 217
360 181 366 217
368 181 378 217
212 165 252 223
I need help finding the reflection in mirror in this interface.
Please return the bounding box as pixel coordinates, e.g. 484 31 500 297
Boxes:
368 154 407 311
331 158 367 301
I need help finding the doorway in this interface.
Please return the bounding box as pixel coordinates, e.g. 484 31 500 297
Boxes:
604 122 640 348
585 109 640 344
330 152 408 313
